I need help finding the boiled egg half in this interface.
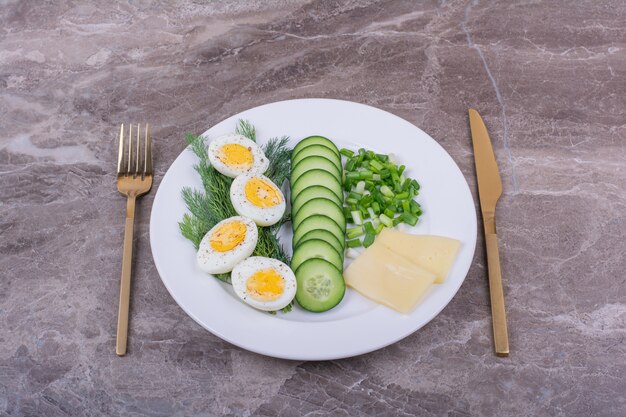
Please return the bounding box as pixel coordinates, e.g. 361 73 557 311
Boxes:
231 257 297 311
197 216 258 274
230 173 286 226
207 134 269 178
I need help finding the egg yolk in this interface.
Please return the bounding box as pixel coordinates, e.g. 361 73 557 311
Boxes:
219 144 253 167
210 221 247 252
246 269 284 301
244 177 283 208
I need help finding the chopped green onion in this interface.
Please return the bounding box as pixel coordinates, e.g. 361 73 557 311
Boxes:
380 169 390 179
340 148 355 158
402 200 411 213
355 181 366 194
363 232 375 248
347 238 362 248
344 178 353 192
358 148 367 156
347 226 364 239
346 171 360 181
372 173 381 182
348 191 362 200
371 201 381 214
375 223 385 234
398 165 406 175
379 213 393 228
364 221 375 235
346 197 358 205
380 185 394 198
369 160 384 172
345 157 357 171
395 191 409 200
359 195 373 208
359 170 373 180
376 153 389 162
351 210 363 225
367 207 376 219
401 212 419 226
392 216 403 226
383 207 396 217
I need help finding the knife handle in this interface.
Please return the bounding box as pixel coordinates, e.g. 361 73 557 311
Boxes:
485 233 509 356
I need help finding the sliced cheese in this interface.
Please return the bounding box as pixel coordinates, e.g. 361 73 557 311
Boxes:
377 229 461 284
344 242 437 314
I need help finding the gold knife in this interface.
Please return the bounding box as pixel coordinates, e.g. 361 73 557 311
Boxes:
468 108 509 357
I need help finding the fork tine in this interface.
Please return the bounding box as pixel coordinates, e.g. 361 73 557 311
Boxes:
135 123 140 177
144 123 152 175
128 123 133 176
117 124 125 174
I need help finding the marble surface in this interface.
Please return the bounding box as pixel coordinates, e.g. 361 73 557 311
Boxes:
1 0 625 416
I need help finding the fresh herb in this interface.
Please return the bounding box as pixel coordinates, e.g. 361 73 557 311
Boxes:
262 136 291 189
235 119 256 142
178 120 293 310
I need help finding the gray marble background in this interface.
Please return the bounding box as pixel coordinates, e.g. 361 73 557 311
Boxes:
1 1 625 416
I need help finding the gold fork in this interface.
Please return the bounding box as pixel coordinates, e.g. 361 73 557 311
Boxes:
116 123 153 356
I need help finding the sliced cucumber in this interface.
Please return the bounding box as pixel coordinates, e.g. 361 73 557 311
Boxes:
292 215 344 248
291 169 342 202
292 198 346 232
291 185 342 217
292 136 340 160
296 229 344 253
291 155 341 185
291 145 342 171
291 239 343 272
295 258 345 312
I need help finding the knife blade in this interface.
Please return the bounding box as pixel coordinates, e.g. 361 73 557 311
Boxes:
469 108 509 357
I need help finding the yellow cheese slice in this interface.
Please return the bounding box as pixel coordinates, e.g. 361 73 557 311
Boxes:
344 242 437 314
377 229 461 284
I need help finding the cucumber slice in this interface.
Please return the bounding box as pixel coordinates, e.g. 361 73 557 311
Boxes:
297 229 344 253
295 258 345 312
291 145 341 171
291 185 342 217
291 239 343 272
292 136 340 160
291 156 341 185
291 170 342 202
292 198 346 232
292 215 344 248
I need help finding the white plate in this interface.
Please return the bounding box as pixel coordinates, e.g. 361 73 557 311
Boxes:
150 98 477 360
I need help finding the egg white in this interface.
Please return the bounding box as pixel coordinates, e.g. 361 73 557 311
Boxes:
230 173 286 226
231 257 297 311
207 134 269 178
196 216 258 274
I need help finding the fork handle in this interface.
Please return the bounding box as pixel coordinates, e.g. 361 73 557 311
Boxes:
116 195 136 356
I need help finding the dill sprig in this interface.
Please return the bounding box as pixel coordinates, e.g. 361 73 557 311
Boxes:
263 136 291 188
178 120 292 300
235 119 256 142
